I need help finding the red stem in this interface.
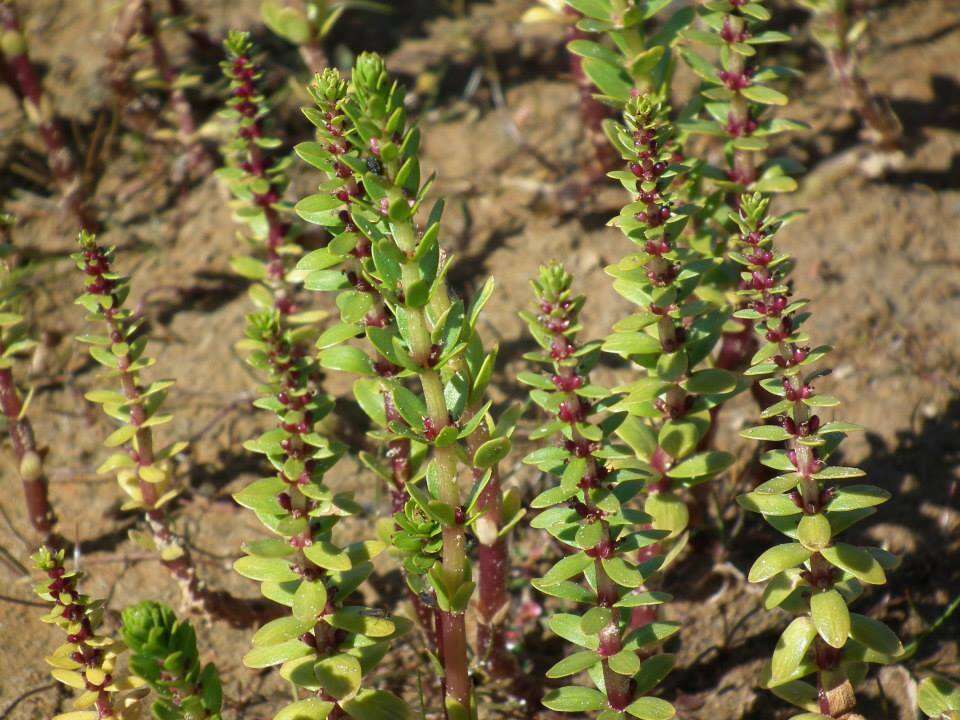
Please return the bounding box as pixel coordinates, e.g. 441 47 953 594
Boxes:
0 364 58 543
0 3 98 231
140 0 210 179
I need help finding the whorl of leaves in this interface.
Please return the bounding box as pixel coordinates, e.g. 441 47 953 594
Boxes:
121 601 223 720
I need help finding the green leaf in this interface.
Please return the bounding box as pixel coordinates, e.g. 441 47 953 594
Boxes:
234 555 299 582
810 589 850 649
104 424 137 447
303 541 352 571
341 690 412 720
275 698 335 720
625 696 675 720
918 676 960 717
821 543 886 585
582 57 633 102
252 616 309 647
542 552 593 585
666 451 732 479
771 616 817 681
748 543 813 583
546 650 600 678
243 639 311 668
741 84 789 106
318 346 373 376
542 686 607 712
315 653 362 700
683 368 737 394
849 614 902 657
740 425 792 441
473 437 510 469
827 485 890 512
753 174 798 193
292 580 327 624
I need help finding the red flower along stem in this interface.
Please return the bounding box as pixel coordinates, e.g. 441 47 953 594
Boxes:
0 1 98 231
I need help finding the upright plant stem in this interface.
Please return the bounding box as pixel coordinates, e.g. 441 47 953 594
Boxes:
0 1 98 231
0 363 57 543
139 0 210 180
393 220 471 712
821 6 902 151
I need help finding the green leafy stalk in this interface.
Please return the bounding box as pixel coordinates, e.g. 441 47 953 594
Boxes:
679 0 800 194
0 231 58 543
600 98 737 586
292 53 521 712
234 311 413 720
72 232 257 626
292 65 442 648
797 0 902 151
121 601 223 720
732 193 902 718
521 263 678 718
33 546 146 720
219 31 319 323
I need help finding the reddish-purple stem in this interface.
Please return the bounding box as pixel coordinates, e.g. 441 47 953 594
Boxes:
0 3 98 231
0 364 58 544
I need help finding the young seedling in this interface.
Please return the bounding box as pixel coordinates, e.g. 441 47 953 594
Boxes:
732 193 902 717
798 0 903 153
0 0 98 231
919 677 960 720
0 224 59 544
73 232 259 626
260 0 389 74
234 311 414 720
292 53 523 709
521 262 678 718
33 546 147 720
121 601 223 720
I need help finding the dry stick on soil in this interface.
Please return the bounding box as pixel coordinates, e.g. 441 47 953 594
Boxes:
0 234 59 545
71 232 264 628
800 0 903 152
732 192 903 718
0 1 99 231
